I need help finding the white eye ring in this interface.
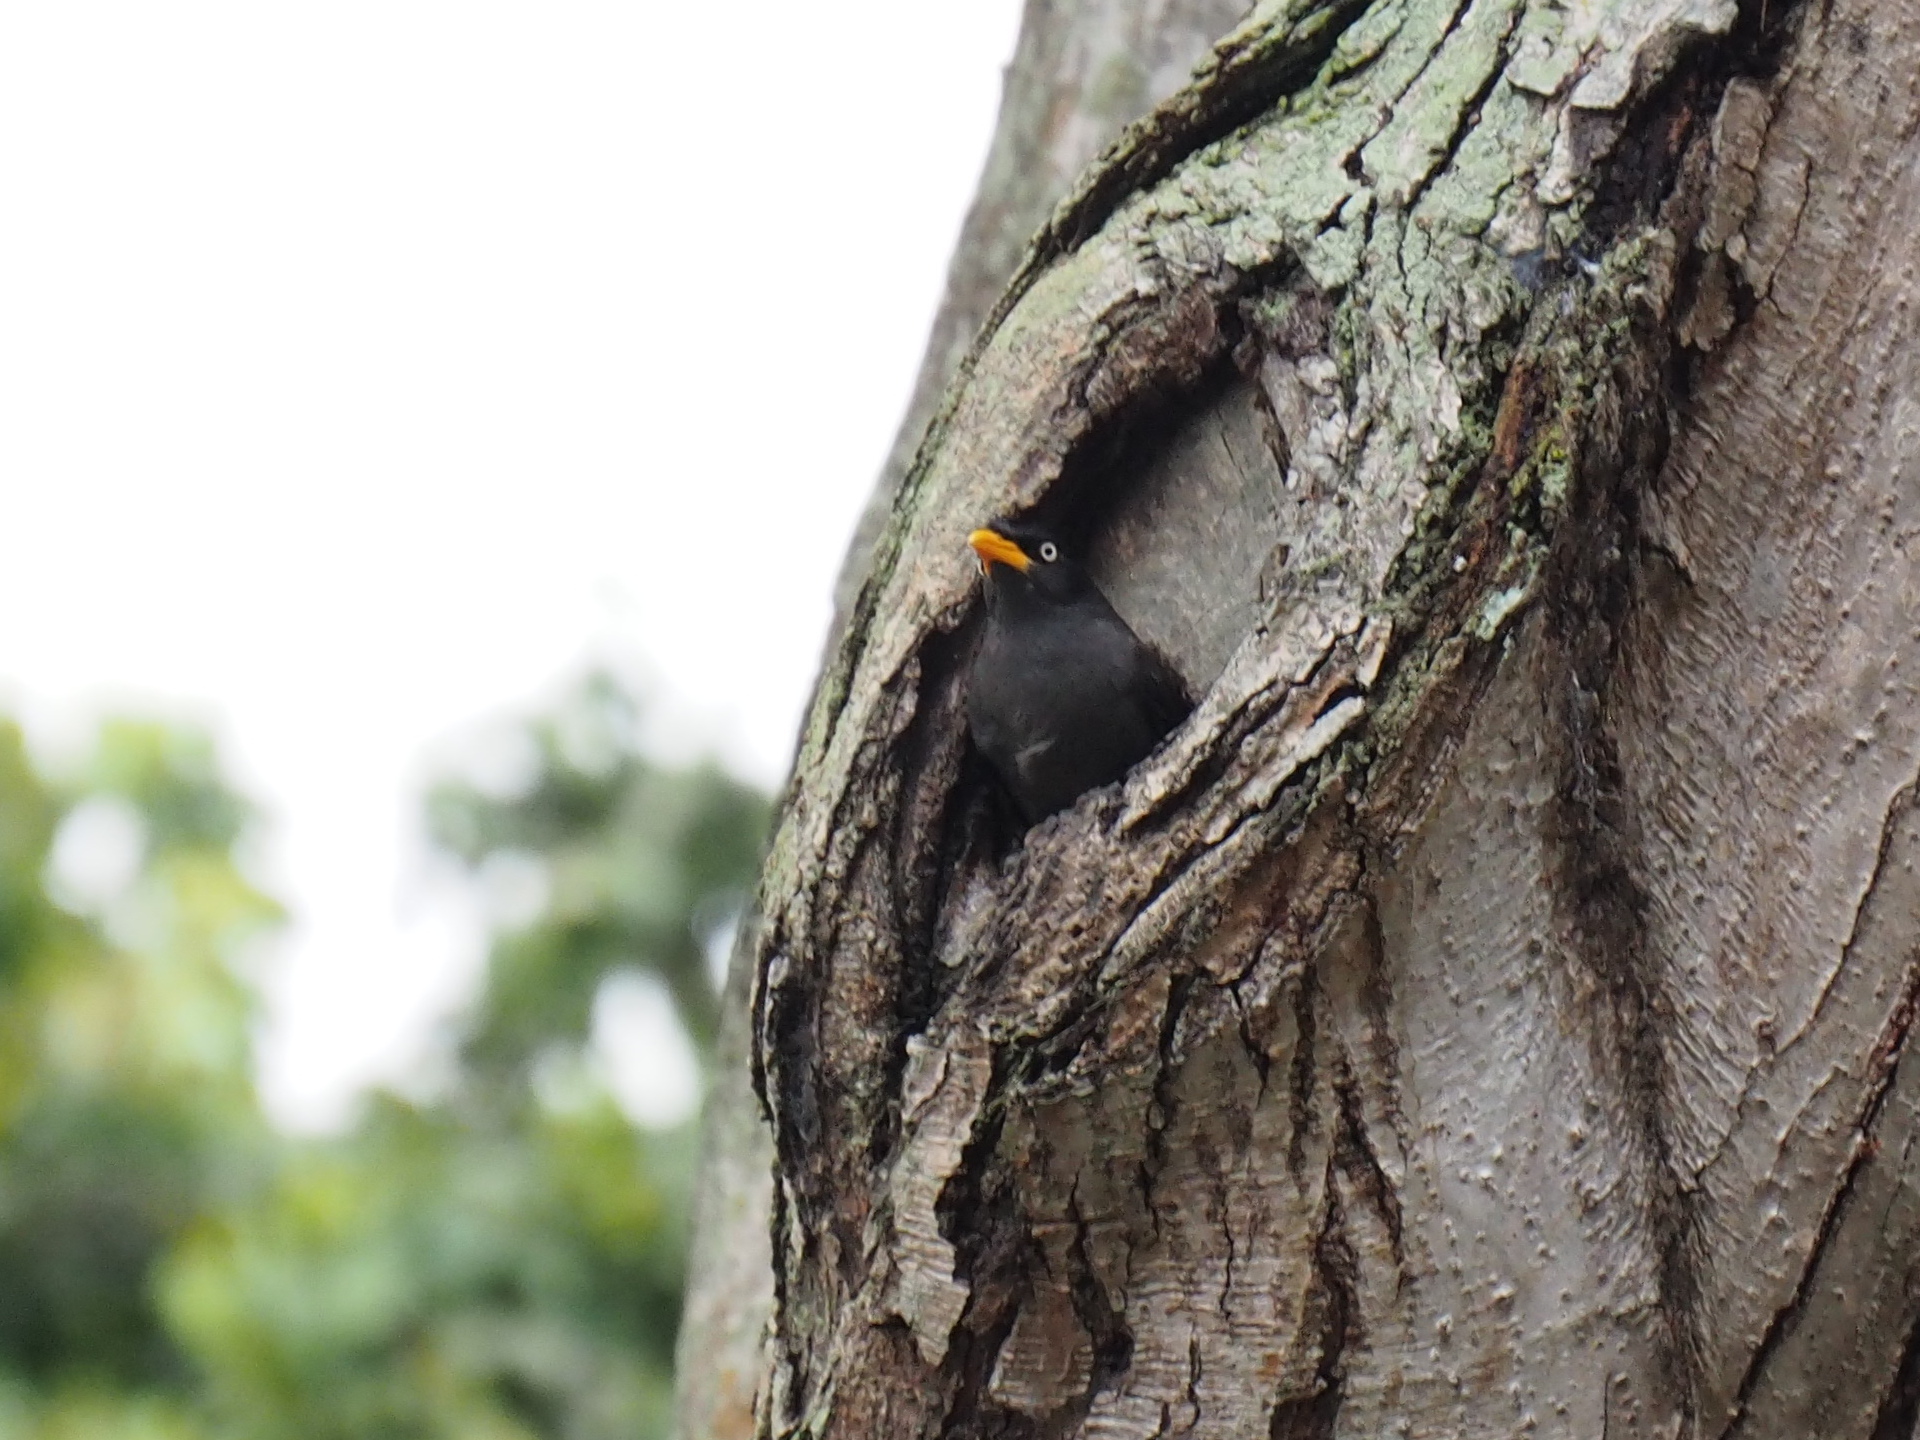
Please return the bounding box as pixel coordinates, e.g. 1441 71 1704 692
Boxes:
1039 541 1059 562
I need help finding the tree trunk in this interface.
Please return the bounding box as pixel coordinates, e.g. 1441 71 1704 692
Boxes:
674 6 1250 1437
736 0 1920 1432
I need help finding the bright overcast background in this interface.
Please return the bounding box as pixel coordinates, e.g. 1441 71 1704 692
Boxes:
0 1 1024 1130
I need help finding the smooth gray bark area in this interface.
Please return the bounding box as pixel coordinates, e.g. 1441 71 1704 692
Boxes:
696 0 1920 1432
673 7 1248 1438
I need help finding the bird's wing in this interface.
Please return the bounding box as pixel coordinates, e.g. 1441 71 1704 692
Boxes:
1133 640 1195 737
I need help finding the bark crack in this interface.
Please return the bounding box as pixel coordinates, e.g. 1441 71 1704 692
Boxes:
1232 981 1275 1099
1287 965 1322 1185
1065 1185 1135 1411
1751 153 1811 314
1696 775 1920 1187
1183 1330 1205 1435
1333 1055 1407 1270
1216 1161 1240 1328
1868 1309 1920 1440
1395 3 1523 216
1354 895 1412 1180
1717 931 1920 1435
1142 974 1196 1209
1267 1159 1357 1439
1777 777 1920 1060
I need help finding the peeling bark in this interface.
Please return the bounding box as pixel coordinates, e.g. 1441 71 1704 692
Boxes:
689 0 1920 1432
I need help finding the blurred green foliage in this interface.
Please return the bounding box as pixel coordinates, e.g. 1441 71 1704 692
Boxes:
427 671 766 1075
0 674 769 1440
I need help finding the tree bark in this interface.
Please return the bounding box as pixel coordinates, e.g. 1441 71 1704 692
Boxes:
738 0 1920 1433
674 7 1250 1438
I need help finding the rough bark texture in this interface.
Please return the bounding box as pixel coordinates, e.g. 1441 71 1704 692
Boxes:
674 7 1248 1437
722 0 1920 1432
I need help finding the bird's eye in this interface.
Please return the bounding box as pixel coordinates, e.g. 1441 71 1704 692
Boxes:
1039 541 1059 562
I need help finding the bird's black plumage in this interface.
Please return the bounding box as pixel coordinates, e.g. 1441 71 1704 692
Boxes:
965 519 1191 822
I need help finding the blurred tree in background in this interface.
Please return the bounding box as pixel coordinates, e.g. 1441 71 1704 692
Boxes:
0 673 768 1440
426 671 766 1080
0 718 278 1438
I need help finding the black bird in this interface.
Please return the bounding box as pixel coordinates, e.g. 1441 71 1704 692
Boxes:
965 519 1192 822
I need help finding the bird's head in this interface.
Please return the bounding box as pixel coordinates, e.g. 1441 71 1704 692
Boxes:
967 519 1091 605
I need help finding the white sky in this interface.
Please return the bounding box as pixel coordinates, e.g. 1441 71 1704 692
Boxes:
0 1 1024 1130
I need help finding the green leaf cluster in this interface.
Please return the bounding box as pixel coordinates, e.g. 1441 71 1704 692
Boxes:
0 672 769 1440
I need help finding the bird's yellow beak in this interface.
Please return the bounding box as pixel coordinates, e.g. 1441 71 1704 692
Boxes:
968 528 1030 573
